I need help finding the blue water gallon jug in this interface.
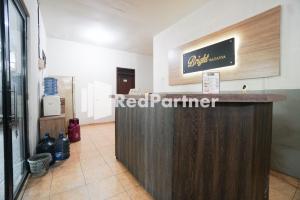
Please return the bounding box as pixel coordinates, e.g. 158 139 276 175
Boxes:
36 133 56 165
55 133 70 161
44 77 58 96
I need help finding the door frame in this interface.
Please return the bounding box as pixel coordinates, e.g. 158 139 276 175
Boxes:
116 67 135 94
0 0 29 199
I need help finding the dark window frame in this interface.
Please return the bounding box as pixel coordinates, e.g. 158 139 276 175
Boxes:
1 0 29 199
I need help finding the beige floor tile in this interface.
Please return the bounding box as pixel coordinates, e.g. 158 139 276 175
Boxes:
79 151 101 160
53 158 80 166
108 161 128 175
271 170 299 188
102 155 118 164
22 195 50 200
294 190 300 200
269 188 293 200
127 185 153 200
67 153 80 162
92 138 114 148
107 192 131 200
50 185 90 200
70 145 78 154
23 185 51 199
51 174 86 195
26 173 52 190
23 181 51 200
97 145 115 157
96 144 115 150
51 166 83 179
72 143 97 154
77 146 98 154
80 155 106 171
87 176 124 200
99 151 115 158
116 172 139 191
23 123 295 200
269 175 297 200
105 138 115 145
71 141 88 147
83 164 114 184
51 157 80 170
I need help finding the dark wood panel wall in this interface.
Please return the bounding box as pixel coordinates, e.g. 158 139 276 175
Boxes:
173 103 272 200
168 6 281 85
116 104 174 200
116 102 273 200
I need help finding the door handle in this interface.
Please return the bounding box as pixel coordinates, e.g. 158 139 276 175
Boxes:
7 85 18 135
8 87 16 120
12 85 18 137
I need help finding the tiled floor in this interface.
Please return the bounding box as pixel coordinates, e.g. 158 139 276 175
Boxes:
22 123 300 200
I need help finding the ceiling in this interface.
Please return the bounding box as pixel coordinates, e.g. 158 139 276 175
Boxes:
40 0 208 55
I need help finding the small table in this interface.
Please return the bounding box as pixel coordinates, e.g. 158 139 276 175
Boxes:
39 114 66 139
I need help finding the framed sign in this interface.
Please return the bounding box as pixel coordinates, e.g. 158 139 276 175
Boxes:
183 38 235 74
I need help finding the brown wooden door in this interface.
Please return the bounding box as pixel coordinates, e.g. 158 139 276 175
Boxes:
117 68 135 94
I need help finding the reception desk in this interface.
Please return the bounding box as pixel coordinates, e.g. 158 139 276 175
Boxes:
115 93 285 200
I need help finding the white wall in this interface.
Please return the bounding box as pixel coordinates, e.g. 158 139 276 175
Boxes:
23 0 47 155
46 38 153 125
153 0 300 92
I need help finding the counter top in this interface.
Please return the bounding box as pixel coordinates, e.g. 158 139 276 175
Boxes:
111 92 286 103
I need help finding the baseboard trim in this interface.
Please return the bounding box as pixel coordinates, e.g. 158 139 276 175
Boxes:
81 121 115 127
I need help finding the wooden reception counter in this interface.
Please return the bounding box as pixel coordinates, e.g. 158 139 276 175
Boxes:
115 93 285 200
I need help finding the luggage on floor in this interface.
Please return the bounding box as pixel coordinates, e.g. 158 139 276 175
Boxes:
68 118 81 143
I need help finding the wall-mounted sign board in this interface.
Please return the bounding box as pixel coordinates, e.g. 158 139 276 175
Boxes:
168 6 281 86
183 38 235 74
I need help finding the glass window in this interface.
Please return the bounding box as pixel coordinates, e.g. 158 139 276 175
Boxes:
0 19 5 200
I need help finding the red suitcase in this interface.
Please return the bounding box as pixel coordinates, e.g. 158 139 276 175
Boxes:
68 118 81 143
